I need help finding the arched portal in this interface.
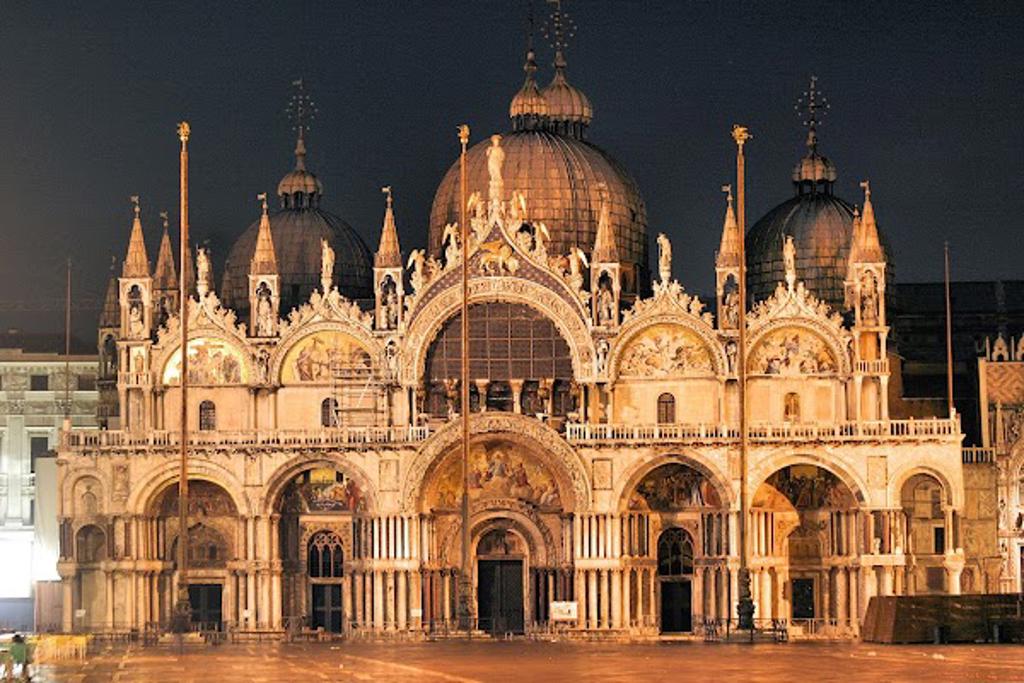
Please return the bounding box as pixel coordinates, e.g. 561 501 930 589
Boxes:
74 524 107 630
274 466 366 633
151 479 239 630
624 460 729 633
418 432 574 633
753 465 858 628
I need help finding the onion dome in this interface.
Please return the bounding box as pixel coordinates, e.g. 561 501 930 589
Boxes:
276 132 323 208
221 133 372 318
746 79 891 310
540 49 592 138
509 47 549 131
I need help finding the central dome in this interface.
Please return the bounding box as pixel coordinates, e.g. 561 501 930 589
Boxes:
221 134 373 317
429 48 648 294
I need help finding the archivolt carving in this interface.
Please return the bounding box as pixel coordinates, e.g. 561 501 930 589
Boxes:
747 320 850 376
277 287 373 340
152 297 256 387
403 414 591 514
610 318 724 380
400 277 595 386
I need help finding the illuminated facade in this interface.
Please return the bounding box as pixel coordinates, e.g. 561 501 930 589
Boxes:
55 16 995 639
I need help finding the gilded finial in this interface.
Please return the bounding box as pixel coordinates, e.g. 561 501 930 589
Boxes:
130 195 140 216
159 211 169 229
257 192 268 214
731 124 751 148
860 179 871 199
177 121 190 143
382 185 393 208
721 184 733 204
458 124 470 147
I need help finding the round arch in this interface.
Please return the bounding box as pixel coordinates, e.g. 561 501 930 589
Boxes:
270 321 382 386
400 278 596 386
888 464 959 509
127 459 251 518
403 413 591 514
608 314 726 380
615 451 734 512
746 319 851 376
261 454 379 516
749 449 868 506
155 333 253 387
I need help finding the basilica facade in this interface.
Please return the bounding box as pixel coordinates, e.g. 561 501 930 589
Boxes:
55 33 984 639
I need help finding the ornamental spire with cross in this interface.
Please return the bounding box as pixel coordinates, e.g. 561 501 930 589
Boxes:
286 79 317 171
542 0 577 73
794 75 829 153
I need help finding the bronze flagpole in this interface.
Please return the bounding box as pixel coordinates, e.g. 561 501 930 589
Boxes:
174 121 192 630
457 124 473 632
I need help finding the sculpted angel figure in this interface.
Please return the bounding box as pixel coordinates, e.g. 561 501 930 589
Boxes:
442 222 460 267
567 247 589 291
657 233 672 283
321 238 335 291
407 249 426 293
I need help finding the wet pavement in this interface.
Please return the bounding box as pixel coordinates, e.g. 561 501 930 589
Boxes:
30 639 1024 682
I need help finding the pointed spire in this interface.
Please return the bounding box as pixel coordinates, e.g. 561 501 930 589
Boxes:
375 186 402 268
592 184 618 263
153 211 178 290
850 180 885 263
99 256 120 328
716 184 741 268
122 195 150 277
250 192 279 275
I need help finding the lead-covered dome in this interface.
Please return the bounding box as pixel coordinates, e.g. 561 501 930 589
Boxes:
746 126 891 310
429 48 648 294
221 135 373 317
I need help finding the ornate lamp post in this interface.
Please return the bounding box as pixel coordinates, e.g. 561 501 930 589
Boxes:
732 124 756 630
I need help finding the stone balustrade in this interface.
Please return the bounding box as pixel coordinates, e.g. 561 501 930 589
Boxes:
566 417 960 444
961 446 996 464
63 425 432 451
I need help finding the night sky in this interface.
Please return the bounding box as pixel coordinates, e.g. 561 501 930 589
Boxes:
1 1 1021 339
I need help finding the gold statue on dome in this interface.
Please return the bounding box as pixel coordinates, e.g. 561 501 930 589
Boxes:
320 238 335 292
783 234 797 291
486 134 505 202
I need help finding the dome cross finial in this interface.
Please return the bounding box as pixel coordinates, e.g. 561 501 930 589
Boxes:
286 79 317 171
130 195 140 218
795 75 829 152
542 0 576 75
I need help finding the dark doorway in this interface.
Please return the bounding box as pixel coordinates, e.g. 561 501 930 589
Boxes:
477 559 524 634
659 581 692 632
188 584 222 629
311 584 343 632
792 578 815 619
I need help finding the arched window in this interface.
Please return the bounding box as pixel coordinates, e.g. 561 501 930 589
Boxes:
75 525 107 563
321 398 339 427
198 400 216 431
308 530 344 578
657 528 693 577
784 392 800 422
657 393 676 424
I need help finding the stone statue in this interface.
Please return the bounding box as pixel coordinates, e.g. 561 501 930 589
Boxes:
657 233 672 283
442 223 460 268
783 235 796 290
860 271 878 325
320 238 335 291
725 340 738 374
255 348 270 385
254 282 275 336
196 247 211 296
128 300 145 338
384 288 400 329
568 247 589 291
724 290 739 329
486 134 505 202
407 249 425 293
597 282 616 326
595 338 610 374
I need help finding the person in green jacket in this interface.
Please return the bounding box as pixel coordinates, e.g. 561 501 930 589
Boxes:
8 634 29 682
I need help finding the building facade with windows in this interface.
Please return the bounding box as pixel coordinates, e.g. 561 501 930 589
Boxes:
0 333 98 629
55 20 995 639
